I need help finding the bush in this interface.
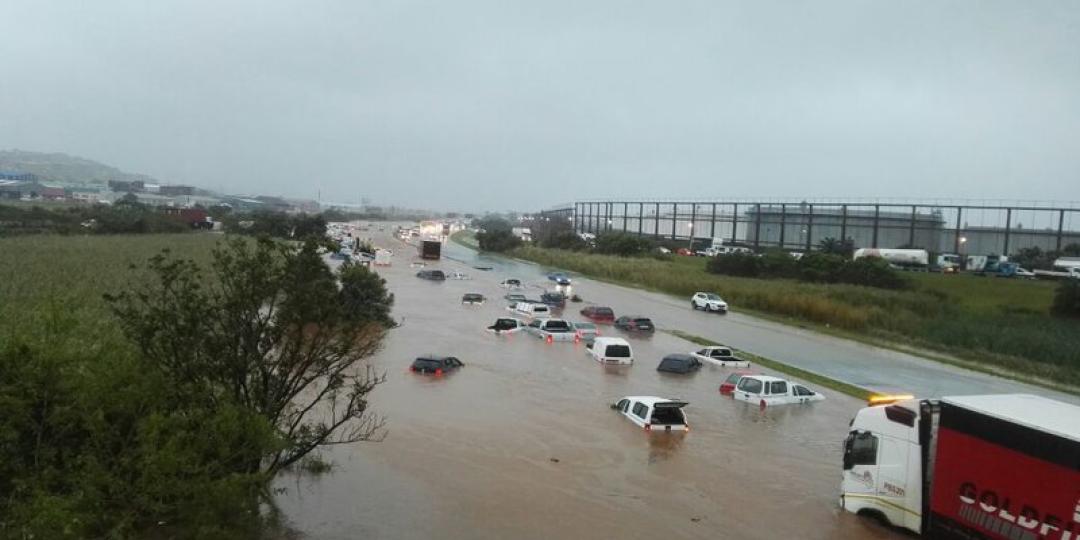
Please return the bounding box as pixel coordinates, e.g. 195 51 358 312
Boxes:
706 252 762 277
593 231 653 256
1051 280 1080 318
798 252 847 283
840 257 909 290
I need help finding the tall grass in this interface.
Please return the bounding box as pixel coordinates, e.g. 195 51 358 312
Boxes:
0 234 223 353
513 246 1080 388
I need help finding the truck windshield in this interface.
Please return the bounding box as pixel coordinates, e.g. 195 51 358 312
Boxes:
606 345 631 358
545 321 571 332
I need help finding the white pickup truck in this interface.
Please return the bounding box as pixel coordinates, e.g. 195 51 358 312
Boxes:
526 319 578 342
690 346 750 367
731 375 825 407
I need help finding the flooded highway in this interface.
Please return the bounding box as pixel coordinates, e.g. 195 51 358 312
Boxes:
273 232 904 539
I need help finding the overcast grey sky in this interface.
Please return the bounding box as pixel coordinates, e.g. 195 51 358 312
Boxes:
2 1 1078 210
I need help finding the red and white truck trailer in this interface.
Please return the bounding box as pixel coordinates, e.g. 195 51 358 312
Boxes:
840 394 1080 539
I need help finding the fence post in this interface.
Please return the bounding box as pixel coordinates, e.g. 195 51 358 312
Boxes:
671 203 678 241
710 203 717 239
654 203 660 238
753 204 762 249
1057 210 1065 252
779 203 787 249
732 203 739 244
638 203 644 236
1003 208 1012 256
623 202 628 232
806 204 814 251
872 204 880 248
840 205 848 244
909 205 917 247
953 206 963 254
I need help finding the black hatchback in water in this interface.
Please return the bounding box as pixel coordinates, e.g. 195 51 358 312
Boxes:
656 354 702 374
615 316 655 333
416 270 446 281
410 356 463 375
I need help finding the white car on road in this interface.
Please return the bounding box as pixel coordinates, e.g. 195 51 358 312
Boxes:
731 375 825 407
690 346 750 367
611 396 689 432
690 292 728 313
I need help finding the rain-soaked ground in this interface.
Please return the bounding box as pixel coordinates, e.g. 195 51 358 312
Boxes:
272 232 905 539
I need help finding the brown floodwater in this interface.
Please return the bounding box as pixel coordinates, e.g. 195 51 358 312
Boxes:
272 234 904 539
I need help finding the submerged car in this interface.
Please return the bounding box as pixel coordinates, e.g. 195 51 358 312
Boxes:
416 269 446 281
504 293 528 303
690 346 751 368
579 305 615 323
573 321 599 342
690 292 728 313
614 316 654 333
656 353 703 374
719 370 756 395
540 292 567 309
526 318 577 342
487 318 527 334
611 396 689 432
461 293 485 305
731 375 825 406
500 278 523 288
410 356 464 375
586 337 633 365
547 272 572 286
448 271 471 280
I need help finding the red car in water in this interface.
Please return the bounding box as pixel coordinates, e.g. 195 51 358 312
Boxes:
719 370 756 395
579 305 615 323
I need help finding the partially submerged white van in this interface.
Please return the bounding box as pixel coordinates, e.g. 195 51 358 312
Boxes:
586 337 633 365
612 396 689 432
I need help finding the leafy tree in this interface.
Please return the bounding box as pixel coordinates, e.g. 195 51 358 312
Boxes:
798 252 847 283
839 257 909 289
1051 279 1080 318
818 237 855 257
475 217 522 252
106 237 394 476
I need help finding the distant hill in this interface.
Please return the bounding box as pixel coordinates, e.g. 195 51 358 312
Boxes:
0 150 160 186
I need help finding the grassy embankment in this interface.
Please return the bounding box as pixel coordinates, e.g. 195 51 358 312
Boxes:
0 234 223 351
455 234 1078 392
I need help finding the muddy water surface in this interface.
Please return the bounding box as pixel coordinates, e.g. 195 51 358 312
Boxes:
274 236 901 539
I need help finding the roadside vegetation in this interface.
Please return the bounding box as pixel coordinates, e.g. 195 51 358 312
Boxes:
0 234 394 537
498 236 1080 390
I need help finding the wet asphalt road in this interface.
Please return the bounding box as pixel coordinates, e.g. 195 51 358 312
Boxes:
273 232 908 539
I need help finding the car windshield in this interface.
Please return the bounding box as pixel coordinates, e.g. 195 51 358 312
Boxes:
633 318 652 325
705 294 721 300
606 345 631 357
724 373 744 384
596 308 613 316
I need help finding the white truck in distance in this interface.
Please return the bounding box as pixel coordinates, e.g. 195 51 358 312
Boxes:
853 248 929 270
840 394 1080 539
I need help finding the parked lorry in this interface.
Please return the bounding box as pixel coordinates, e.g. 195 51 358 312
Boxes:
1034 257 1080 280
965 254 1008 274
840 394 1080 538
936 253 961 273
853 248 929 270
419 240 441 260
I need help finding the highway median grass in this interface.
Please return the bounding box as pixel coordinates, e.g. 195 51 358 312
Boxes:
507 246 1080 391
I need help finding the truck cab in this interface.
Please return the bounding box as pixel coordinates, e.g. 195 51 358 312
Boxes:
841 394 1080 538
